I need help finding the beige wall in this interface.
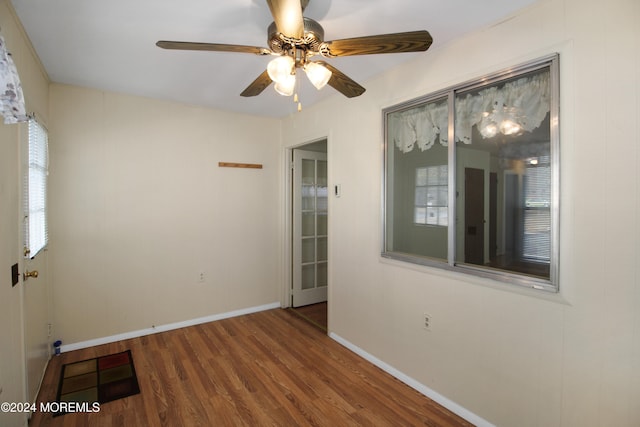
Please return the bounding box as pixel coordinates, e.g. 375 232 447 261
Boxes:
0 1 49 426
0 86 25 427
282 0 640 425
48 85 282 344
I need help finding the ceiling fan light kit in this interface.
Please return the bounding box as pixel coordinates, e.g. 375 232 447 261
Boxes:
267 55 295 83
157 0 433 103
274 75 296 96
303 61 332 90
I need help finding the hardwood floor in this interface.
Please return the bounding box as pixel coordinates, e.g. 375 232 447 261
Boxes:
29 309 473 426
289 302 328 331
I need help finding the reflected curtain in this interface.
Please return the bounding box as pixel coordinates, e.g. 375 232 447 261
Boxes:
0 34 28 124
389 72 550 153
388 101 448 153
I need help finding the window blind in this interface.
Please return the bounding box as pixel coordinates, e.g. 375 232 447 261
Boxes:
24 118 48 258
523 161 551 261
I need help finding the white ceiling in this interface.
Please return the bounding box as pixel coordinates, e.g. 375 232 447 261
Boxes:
11 0 536 118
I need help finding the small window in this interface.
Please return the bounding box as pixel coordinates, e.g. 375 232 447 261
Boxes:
24 118 48 258
384 54 559 291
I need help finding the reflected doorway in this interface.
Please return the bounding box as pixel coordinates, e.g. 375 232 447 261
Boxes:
464 167 484 265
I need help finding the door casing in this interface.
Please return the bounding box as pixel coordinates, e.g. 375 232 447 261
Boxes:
282 138 328 309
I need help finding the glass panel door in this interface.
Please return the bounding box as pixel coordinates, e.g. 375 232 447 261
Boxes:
293 149 328 307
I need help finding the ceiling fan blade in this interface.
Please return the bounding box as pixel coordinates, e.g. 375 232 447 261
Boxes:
240 70 273 97
320 30 433 57
156 41 271 56
315 61 365 98
265 0 304 39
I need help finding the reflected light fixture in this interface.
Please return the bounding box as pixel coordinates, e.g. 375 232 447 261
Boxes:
479 107 523 138
499 118 522 136
479 115 499 138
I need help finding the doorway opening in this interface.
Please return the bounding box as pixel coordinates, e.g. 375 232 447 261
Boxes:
288 139 328 331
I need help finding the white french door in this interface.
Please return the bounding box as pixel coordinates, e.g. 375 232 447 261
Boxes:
292 149 328 307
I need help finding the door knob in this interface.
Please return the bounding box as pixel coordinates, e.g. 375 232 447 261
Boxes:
23 270 39 280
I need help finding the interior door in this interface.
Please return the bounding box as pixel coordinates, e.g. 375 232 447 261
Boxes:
21 122 51 404
22 252 50 404
464 167 485 265
489 172 497 261
292 149 328 307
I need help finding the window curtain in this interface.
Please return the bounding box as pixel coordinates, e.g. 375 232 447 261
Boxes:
0 34 28 124
389 73 550 153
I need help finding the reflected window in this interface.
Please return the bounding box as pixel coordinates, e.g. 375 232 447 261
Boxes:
385 96 449 262
415 165 448 226
384 55 559 291
523 157 551 262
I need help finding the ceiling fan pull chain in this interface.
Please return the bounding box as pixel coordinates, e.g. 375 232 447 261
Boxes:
294 72 302 111
294 92 302 111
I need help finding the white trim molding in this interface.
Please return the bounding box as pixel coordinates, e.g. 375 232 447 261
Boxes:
60 302 281 353
329 332 494 427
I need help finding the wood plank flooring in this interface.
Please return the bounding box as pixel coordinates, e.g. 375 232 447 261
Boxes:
29 309 473 427
289 302 328 331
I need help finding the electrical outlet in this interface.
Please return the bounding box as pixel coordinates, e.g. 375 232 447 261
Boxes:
198 271 205 283
423 313 432 331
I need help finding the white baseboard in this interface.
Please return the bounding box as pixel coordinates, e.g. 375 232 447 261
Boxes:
329 332 494 427
60 302 281 353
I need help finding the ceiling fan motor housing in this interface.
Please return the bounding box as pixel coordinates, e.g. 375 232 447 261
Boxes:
268 17 325 57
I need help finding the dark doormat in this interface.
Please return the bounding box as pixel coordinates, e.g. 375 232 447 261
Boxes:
53 349 140 416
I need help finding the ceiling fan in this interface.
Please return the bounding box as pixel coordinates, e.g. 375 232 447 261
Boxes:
156 0 432 102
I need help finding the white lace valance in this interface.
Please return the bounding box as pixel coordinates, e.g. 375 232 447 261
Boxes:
0 34 28 125
389 72 550 153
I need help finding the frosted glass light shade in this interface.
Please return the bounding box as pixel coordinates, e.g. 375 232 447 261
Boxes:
267 56 295 83
274 73 296 96
304 62 332 90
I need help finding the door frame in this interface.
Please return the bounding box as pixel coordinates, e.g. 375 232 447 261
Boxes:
281 137 329 309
